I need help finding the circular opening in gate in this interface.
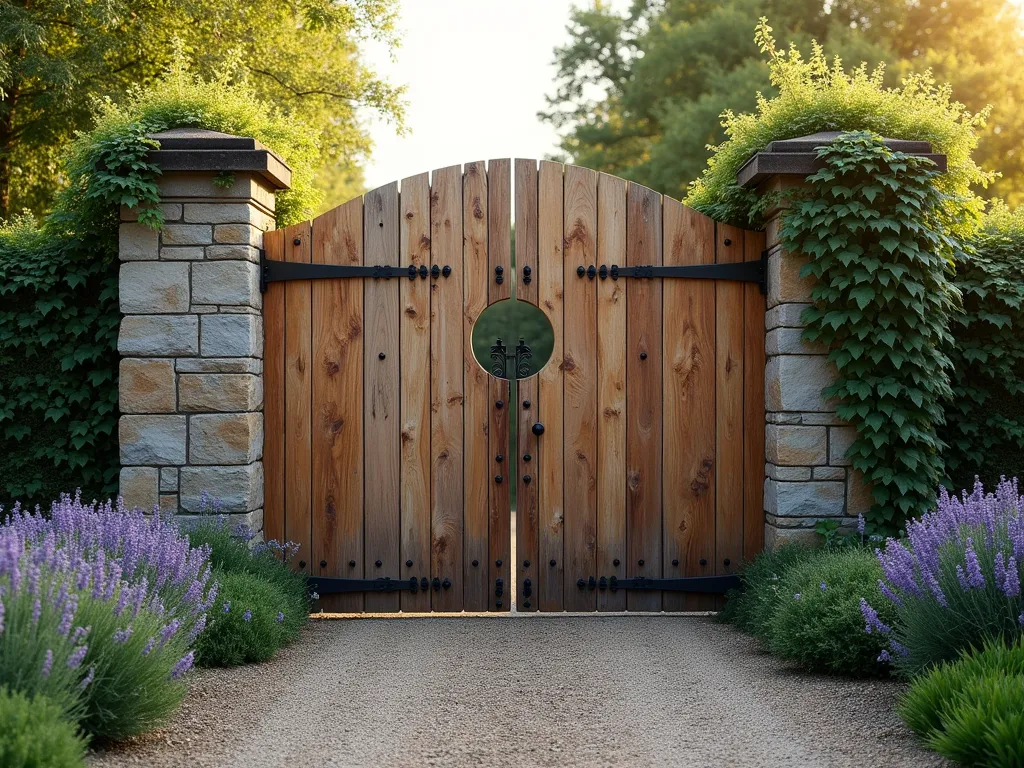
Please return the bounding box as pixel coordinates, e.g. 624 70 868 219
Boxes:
471 300 554 380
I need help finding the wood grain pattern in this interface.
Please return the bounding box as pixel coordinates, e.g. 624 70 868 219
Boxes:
537 161 564 612
430 165 464 611
716 225 746 581
515 159 539 306
463 161 490 612
489 377 511 611
283 222 313 577
488 159 511 303
399 173 432 612
363 183 401 612
311 198 364 613
596 173 627 612
262 228 285 546
662 200 716 611
625 182 663 612
743 230 767 563
562 165 598 612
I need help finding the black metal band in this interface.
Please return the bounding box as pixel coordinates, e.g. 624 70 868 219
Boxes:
579 251 768 295
260 251 444 292
309 576 424 595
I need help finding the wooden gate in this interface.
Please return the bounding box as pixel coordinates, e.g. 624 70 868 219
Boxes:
262 159 765 613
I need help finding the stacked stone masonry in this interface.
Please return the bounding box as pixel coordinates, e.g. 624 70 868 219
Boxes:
118 170 274 533
760 178 871 549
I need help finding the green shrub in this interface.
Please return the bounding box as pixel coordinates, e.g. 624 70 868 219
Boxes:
186 519 309 638
942 203 1024 491
0 687 87 768
194 570 298 667
720 543 817 641
686 18 992 231
900 638 1024 767
766 548 897 676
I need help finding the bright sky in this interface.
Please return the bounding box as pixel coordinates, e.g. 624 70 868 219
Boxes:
360 0 630 190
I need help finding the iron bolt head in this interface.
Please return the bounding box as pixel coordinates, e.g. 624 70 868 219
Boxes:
699 558 707 566
320 560 327 568
496 400 504 409
523 475 532 484
550 559 556 566
496 454 504 462
640 352 648 360
495 475 503 484
613 559 620 566
638 559 645 566
522 400 531 409
724 238 732 246
472 559 479 567
299 560 306 568
349 560 356 568
523 454 531 462
524 600 531 608
724 558 731 567
379 352 386 360
406 559 414 567
532 422 545 436
672 559 679 566
292 237 301 246
375 559 383 568
523 560 530 568
496 559 503 567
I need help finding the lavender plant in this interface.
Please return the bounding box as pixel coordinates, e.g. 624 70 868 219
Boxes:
0 493 216 739
862 478 1024 676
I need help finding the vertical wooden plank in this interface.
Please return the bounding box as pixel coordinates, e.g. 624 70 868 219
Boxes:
716 225 745 583
596 173 627 612
430 165 464 611
514 159 539 306
663 200 716 611
743 230 767 563
262 228 285 546
537 161 564 612
625 182 663 612
463 161 490 612
283 222 313 578
488 158 512 612
399 173 432 612
488 159 511 303
489 377 511 611
562 165 598 612
363 183 401 612
312 199 364 612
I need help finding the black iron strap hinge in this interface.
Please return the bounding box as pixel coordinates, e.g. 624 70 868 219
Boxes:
260 249 450 292
576 574 741 594
575 250 768 295
308 576 451 595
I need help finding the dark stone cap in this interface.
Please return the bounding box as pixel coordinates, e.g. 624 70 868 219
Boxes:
737 131 946 188
147 127 292 190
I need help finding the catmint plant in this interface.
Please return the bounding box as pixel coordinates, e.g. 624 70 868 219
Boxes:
864 478 1024 676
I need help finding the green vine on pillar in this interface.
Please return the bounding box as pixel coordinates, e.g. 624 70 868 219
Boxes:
780 132 961 534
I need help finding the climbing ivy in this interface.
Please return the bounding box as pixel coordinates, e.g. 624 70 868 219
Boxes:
780 132 961 534
942 203 1024 490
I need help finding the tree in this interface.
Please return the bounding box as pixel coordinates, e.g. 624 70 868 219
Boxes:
542 0 1024 203
0 0 405 219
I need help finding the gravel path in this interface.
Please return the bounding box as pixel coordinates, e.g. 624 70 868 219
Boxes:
89 615 944 768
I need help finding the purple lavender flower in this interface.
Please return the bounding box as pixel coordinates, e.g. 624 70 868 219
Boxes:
276 612 284 623
67 645 88 670
71 625 90 644
40 649 53 678
0 595 4 634
860 599 891 634
57 595 77 637
187 613 207 643
31 598 41 626
243 609 252 622
1003 556 1021 598
964 539 985 589
819 582 827 592
170 652 194 679
857 513 866 538
113 627 133 644
159 619 181 645
79 665 95 690
223 601 231 614
141 637 156 657
877 650 892 663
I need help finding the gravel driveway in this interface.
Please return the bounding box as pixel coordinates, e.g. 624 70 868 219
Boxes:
89 615 944 768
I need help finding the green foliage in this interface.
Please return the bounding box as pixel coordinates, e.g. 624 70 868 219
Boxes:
73 592 190 741
0 687 86 768
688 20 992 229
543 3 1020 208
0 0 404 218
186 519 309 638
781 132 960 533
900 638 1024 767
719 543 817 642
0 61 323 505
942 203 1024 490
195 570 300 668
766 548 897 676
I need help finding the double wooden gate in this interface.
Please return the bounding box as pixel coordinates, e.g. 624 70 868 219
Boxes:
262 159 765 613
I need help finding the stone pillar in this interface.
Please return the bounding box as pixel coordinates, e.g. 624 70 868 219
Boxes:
117 128 291 532
737 131 946 547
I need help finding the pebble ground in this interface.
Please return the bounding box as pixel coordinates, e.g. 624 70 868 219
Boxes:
88 615 946 768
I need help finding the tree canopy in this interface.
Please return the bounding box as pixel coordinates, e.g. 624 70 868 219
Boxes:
0 0 405 219
542 0 1024 204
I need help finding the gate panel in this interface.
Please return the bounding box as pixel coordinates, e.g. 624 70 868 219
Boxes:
596 173 627 612
663 199 716 611
363 183 401 612
625 183 664 612
430 165 465 612
536 161 564 612
312 200 364 612
463 161 490 612
715 225 746 584
743 231 767 562
263 229 285 546
399 172 432 612
562 165 599 612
